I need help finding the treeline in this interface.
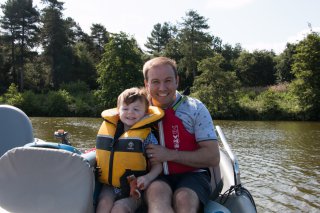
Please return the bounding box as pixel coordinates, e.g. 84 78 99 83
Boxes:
0 0 319 120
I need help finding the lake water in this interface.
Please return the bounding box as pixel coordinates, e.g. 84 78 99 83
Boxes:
30 117 320 213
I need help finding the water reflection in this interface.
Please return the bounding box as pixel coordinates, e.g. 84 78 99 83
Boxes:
215 121 320 212
30 118 320 212
31 117 100 151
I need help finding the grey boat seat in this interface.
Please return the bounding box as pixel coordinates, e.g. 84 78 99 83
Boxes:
0 147 95 213
0 105 34 156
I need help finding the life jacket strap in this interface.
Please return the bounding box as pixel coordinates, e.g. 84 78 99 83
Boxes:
172 95 187 111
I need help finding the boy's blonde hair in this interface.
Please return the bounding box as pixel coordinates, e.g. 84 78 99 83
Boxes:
117 87 149 112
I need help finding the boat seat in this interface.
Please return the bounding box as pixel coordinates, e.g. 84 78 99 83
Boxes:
0 147 95 213
0 105 34 156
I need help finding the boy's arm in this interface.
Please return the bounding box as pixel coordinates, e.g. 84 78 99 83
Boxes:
146 162 162 181
137 162 162 190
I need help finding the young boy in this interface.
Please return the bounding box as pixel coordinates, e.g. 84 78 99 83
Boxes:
96 87 163 213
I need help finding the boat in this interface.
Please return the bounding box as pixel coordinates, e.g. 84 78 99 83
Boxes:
0 104 256 213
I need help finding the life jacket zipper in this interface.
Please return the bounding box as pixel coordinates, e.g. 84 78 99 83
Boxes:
108 140 115 185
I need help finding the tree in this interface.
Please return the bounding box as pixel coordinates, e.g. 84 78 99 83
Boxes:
1 0 40 91
235 50 276 87
71 42 97 89
96 32 144 108
191 54 240 118
145 22 173 56
220 43 242 71
40 0 73 88
0 34 12 93
163 38 183 63
90 23 109 62
290 32 320 120
177 10 214 88
275 43 296 83
65 17 87 44
24 56 50 92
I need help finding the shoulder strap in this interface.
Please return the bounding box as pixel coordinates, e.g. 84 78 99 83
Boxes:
172 95 187 111
114 121 124 141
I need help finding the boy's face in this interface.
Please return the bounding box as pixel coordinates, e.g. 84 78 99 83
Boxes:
119 100 146 127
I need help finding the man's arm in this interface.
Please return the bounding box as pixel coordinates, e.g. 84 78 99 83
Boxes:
146 140 220 168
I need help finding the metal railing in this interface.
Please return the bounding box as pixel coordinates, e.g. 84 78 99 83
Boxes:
216 126 241 188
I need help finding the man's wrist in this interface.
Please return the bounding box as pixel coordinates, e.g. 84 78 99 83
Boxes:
169 149 179 162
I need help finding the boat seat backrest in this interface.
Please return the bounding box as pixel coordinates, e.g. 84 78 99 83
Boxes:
0 147 95 213
0 105 34 156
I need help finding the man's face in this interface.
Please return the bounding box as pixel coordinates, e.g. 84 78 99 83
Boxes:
144 64 179 108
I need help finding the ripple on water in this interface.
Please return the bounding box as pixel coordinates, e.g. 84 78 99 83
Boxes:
30 119 320 212
216 121 320 212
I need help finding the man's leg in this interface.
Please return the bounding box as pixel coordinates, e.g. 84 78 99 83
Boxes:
145 180 174 213
173 187 200 213
173 171 212 213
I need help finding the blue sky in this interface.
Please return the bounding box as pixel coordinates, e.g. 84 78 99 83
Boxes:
29 0 320 54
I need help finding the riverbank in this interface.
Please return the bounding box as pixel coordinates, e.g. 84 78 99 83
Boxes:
0 82 318 121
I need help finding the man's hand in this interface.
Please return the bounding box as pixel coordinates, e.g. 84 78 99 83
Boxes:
146 140 220 168
146 144 172 164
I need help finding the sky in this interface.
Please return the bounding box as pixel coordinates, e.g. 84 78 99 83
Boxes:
18 0 320 54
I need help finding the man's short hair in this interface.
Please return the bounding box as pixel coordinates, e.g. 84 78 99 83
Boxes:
143 57 178 80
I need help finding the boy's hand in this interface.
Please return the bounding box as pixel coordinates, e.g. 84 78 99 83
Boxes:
127 175 141 199
137 175 151 190
94 166 102 177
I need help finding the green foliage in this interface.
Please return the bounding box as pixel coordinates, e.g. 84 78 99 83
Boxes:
219 43 242 71
191 54 240 118
236 50 276 87
24 58 50 91
2 83 23 107
237 84 302 120
177 10 214 89
275 43 296 83
41 0 74 89
44 90 71 116
60 81 89 96
15 87 101 117
0 39 11 93
289 32 320 120
71 42 97 89
60 81 102 116
90 23 109 62
1 0 40 91
20 90 47 116
163 38 183 64
145 22 173 56
96 32 144 109
0 4 319 121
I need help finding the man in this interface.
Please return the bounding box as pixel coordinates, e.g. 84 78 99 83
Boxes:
143 57 220 213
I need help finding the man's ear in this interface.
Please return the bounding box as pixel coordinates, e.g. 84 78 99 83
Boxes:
176 76 179 87
144 79 148 87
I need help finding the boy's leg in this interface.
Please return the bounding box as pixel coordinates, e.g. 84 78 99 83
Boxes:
96 185 116 213
112 197 141 213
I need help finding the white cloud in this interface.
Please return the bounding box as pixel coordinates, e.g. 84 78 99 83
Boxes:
243 27 320 54
205 0 255 9
242 41 286 54
286 27 320 44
